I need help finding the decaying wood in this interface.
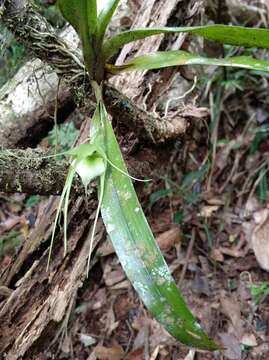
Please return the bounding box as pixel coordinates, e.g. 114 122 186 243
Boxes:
104 85 188 142
0 194 102 360
0 20 79 148
0 58 75 148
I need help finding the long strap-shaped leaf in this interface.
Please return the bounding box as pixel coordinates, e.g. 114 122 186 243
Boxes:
106 50 269 73
103 25 269 61
90 92 218 350
58 0 97 76
97 0 120 43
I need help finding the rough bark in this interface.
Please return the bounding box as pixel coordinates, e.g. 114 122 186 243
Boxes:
0 148 72 195
0 58 76 148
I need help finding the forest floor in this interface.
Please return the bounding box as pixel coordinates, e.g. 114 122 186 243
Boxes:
1 1 269 359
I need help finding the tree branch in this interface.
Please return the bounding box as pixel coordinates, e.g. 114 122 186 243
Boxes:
0 149 73 195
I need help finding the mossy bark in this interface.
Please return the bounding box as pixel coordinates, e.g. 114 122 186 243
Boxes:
0 149 72 195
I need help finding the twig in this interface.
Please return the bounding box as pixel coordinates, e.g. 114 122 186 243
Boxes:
178 228 196 286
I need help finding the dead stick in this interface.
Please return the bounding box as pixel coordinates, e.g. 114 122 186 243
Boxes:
178 228 196 286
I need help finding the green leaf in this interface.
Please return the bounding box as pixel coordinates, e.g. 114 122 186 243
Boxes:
25 195 41 208
173 211 183 225
97 0 120 42
251 282 269 305
58 0 97 33
57 0 98 76
103 24 269 61
257 168 268 203
181 164 208 190
90 95 218 350
149 189 173 204
106 50 269 74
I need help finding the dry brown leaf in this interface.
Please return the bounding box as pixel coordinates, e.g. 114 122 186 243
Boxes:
251 208 269 271
156 227 181 250
125 348 144 360
91 288 107 311
220 294 244 337
149 346 161 360
211 248 224 262
105 306 119 336
0 216 22 233
192 268 210 296
149 319 175 351
199 205 219 218
110 280 130 290
251 343 269 358
114 295 132 321
219 333 242 360
94 343 124 360
133 325 149 352
226 0 267 25
98 237 114 257
132 316 148 331
218 246 246 258
104 269 126 287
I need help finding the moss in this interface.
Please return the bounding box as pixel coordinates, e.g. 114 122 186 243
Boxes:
0 148 72 195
